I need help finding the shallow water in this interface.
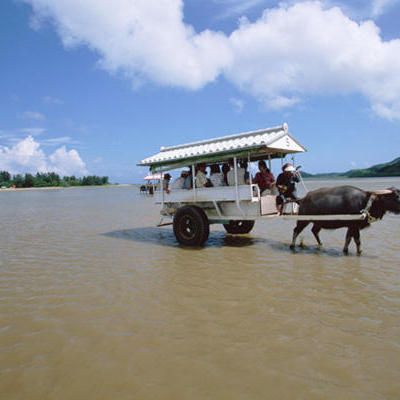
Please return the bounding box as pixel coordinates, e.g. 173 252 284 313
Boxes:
1 178 400 399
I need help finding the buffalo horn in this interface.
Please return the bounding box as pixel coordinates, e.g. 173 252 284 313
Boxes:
371 189 393 195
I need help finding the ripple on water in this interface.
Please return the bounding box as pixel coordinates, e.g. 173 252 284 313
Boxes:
1 183 400 399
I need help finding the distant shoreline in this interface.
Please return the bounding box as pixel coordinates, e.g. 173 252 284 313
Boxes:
301 156 400 179
0 184 134 192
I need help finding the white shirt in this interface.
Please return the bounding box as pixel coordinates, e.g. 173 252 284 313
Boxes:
210 172 225 187
171 176 185 190
227 167 245 186
196 170 208 188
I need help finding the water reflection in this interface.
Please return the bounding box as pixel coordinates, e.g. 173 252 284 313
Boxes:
104 227 268 248
103 226 178 247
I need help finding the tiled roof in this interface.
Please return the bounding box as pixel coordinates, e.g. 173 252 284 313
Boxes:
138 123 305 167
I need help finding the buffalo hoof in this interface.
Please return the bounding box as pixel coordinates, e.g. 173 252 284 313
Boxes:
343 248 349 255
290 244 296 251
357 251 362 256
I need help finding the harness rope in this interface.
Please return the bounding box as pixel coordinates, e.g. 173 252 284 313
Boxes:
361 193 378 223
297 170 309 194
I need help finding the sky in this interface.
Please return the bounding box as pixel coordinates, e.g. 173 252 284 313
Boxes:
1 0 400 183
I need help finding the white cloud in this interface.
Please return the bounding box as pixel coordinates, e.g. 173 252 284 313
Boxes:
24 0 232 90
0 136 47 173
226 2 400 118
0 136 87 176
23 0 400 120
48 146 88 176
227 2 400 118
19 111 46 120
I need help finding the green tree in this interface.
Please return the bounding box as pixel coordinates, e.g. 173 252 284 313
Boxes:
23 173 35 187
48 172 60 186
12 174 24 188
0 171 11 183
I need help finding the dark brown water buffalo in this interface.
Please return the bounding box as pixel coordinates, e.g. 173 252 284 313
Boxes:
290 185 400 254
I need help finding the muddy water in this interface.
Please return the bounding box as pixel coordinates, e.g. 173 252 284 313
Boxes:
1 178 400 399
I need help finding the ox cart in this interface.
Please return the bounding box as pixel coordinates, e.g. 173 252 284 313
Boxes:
138 123 369 246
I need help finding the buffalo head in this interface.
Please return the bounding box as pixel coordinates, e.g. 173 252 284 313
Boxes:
377 187 400 214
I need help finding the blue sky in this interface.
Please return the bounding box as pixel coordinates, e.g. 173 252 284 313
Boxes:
1 0 400 183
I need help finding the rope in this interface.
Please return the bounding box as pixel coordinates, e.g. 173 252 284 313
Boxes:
361 193 378 223
297 170 309 194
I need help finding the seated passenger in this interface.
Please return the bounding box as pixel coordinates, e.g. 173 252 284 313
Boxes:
183 168 193 189
209 164 225 187
156 173 171 193
171 170 189 190
222 163 230 186
240 161 250 184
227 159 245 186
195 163 212 188
254 160 275 195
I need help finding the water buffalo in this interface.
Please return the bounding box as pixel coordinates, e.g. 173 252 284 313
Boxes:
290 185 400 254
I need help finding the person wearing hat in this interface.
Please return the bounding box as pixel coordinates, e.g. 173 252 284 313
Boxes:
276 163 299 213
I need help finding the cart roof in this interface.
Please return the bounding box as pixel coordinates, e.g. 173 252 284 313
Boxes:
138 123 306 170
143 173 163 181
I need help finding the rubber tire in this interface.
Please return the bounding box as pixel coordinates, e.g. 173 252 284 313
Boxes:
173 206 209 246
223 220 255 234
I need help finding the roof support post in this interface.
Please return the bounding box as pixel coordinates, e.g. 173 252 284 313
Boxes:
268 154 272 171
234 156 238 187
248 152 252 185
161 172 164 207
192 164 196 201
248 152 254 200
234 156 245 216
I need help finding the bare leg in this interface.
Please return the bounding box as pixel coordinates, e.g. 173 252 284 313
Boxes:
343 227 352 254
290 221 309 250
311 224 322 247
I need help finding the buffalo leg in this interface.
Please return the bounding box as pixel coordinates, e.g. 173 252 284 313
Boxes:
353 228 362 255
290 221 309 249
343 227 352 254
311 224 322 247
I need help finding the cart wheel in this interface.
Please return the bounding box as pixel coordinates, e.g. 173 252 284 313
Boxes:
173 206 209 246
223 220 255 234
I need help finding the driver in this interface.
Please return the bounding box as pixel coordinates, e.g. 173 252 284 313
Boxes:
276 164 299 213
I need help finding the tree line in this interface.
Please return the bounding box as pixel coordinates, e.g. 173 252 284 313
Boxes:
0 171 109 188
